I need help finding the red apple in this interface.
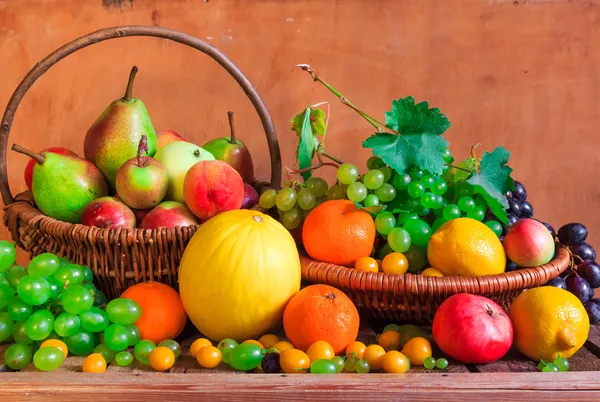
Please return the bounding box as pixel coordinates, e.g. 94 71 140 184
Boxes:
24 147 77 190
504 218 555 267
157 130 187 149
139 201 198 229
241 183 259 209
432 294 513 364
80 197 136 229
132 208 151 226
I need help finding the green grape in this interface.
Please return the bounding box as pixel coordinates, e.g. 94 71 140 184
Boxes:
8 296 32 322
17 276 50 306
39 331 61 344
423 356 436 369
443 204 461 221
455 182 474 198
158 339 181 358
0 274 8 287
485 220 503 236
409 169 424 180
364 194 380 207
392 172 411 190
441 148 453 163
81 266 94 283
431 178 448 196
104 324 130 352
0 283 15 310
46 277 63 301
542 363 559 372
458 196 475 213
404 219 432 247
82 282 96 294
54 313 80 337
432 218 447 232
0 312 14 342
126 324 141 346
305 177 329 198
404 245 428 272
60 285 93 315
355 359 370 374
113 351 133 367
374 183 396 202
326 184 347 200
33 346 64 371
344 357 356 372
422 175 435 188
383 324 401 332
375 212 396 235
435 358 449 369
0 241 16 273
281 208 302 230
229 343 264 371
94 343 117 363
418 207 430 217
366 156 385 170
419 192 436 209
331 356 345 373
63 329 94 356
80 307 109 333
134 339 156 364
4 343 33 369
7 265 27 289
432 195 444 209
347 182 367 203
54 264 85 287
387 228 411 253
363 170 384 190
467 207 485 221
12 321 33 344
275 188 298 212
27 253 60 277
407 182 425 198
337 163 359 185
553 357 569 372
310 359 338 374
537 361 546 370
397 212 419 225
474 195 487 208
25 310 54 340
258 189 277 209
378 244 393 260
59 257 70 267
93 290 107 308
218 338 239 364
380 167 393 182
297 188 316 210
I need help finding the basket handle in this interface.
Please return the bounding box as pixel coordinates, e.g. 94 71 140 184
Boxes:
0 25 282 206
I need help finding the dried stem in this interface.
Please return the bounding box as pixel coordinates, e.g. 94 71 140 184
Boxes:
227 111 236 143
123 66 138 101
11 144 45 164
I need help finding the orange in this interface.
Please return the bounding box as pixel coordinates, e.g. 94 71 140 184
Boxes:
355 257 379 273
272 341 295 353
82 353 106 373
283 284 360 355
382 351 410 373
258 334 280 349
306 340 335 362
346 341 367 360
382 252 409 275
40 339 68 358
363 344 386 370
401 337 432 366
378 330 401 351
242 340 264 349
190 338 212 358
302 200 376 266
121 281 188 344
149 346 176 371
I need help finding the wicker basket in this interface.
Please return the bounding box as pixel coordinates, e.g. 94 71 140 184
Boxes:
0 26 281 299
300 246 571 323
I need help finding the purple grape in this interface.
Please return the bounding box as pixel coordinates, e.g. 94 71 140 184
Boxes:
513 181 527 201
567 276 593 302
261 352 281 373
498 235 505 243
578 261 600 289
592 298 600 308
520 201 534 218
508 198 522 217
584 301 600 324
506 261 519 272
507 214 519 226
546 277 567 290
541 222 556 237
570 242 596 261
558 223 588 246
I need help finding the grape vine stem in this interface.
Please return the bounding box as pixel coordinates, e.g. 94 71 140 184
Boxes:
444 163 473 174
287 152 340 176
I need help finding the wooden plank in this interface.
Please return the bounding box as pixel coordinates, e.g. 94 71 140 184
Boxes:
1 372 600 401
475 348 537 373
584 325 600 357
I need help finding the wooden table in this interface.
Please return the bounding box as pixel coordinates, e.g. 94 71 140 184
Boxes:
2 325 600 401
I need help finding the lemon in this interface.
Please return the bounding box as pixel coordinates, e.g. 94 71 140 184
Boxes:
427 218 506 276
509 286 589 361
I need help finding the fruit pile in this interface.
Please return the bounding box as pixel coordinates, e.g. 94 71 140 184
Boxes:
14 67 258 230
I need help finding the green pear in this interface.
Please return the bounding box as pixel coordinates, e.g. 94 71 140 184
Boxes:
84 66 157 188
12 144 108 223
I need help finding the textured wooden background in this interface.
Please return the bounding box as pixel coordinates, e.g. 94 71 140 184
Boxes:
0 0 599 264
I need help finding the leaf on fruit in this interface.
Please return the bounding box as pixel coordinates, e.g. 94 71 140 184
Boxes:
360 205 387 215
291 107 326 181
467 146 514 224
444 157 476 184
362 97 451 175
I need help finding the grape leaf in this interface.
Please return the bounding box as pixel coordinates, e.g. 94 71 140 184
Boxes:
362 97 451 175
467 146 514 224
290 108 326 181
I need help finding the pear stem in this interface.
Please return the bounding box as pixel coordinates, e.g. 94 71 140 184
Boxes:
227 111 236 144
137 135 149 167
123 66 138 101
11 144 45 164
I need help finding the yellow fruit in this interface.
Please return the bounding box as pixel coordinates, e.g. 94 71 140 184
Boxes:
258 334 280 349
272 341 295 353
190 338 212 358
427 218 505 276
421 268 444 277
179 210 301 342
362 344 386 370
242 340 264 348
509 286 590 361
401 337 432 365
306 340 335 362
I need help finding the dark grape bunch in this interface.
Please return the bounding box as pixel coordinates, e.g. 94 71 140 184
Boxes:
543 222 600 324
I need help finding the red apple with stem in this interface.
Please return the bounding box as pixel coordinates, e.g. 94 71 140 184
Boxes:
432 294 514 364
